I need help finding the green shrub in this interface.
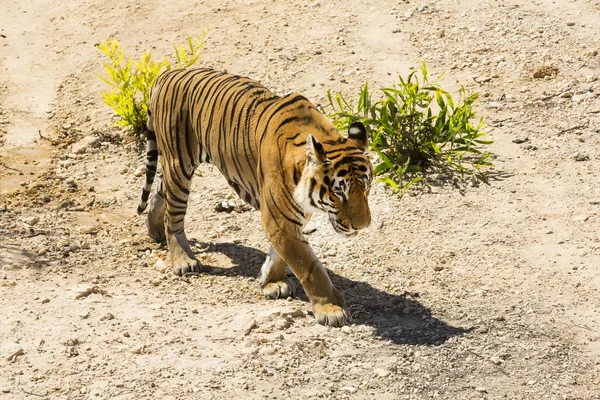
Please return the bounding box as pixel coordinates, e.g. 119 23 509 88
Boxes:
327 62 492 193
98 34 206 137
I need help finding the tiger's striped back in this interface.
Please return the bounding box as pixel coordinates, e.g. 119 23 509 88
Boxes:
148 68 280 211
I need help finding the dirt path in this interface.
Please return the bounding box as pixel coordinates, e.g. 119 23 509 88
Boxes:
1 0 600 399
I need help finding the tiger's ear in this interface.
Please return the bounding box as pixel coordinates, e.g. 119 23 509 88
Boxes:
348 121 368 149
306 135 328 165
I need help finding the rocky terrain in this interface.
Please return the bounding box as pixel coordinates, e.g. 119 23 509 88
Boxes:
1 0 600 398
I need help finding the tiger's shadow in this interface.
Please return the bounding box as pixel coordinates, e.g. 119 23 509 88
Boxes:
191 240 469 346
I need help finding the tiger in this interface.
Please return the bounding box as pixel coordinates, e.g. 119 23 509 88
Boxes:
137 68 373 327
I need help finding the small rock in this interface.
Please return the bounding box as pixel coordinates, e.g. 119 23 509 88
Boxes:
584 50 598 57
520 143 533 150
131 344 146 355
488 101 502 109
100 313 115 321
71 135 100 155
79 225 99 235
474 76 491 83
566 22 575 26
417 3 427 12
342 386 358 394
134 166 146 177
154 258 168 273
475 386 488 393
489 356 503 365
573 152 589 162
60 200 74 209
532 65 558 79
41 298 50 304
259 347 277 356
243 319 258 336
512 137 529 144
433 265 444 271
476 324 489 334
24 216 39 226
341 325 352 334
123 331 130 338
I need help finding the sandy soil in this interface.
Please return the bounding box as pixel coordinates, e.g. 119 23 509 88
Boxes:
1 0 600 399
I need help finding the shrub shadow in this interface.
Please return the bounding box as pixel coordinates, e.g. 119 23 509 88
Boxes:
190 240 470 346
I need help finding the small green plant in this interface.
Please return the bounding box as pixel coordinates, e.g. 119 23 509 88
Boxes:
98 34 206 137
327 62 492 193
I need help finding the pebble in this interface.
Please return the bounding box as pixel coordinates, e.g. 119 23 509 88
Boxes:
131 344 146 354
259 347 277 356
341 325 352 334
134 166 146 177
573 152 589 162
71 135 100 155
474 76 491 83
79 225 99 235
243 319 257 336
489 356 503 365
154 258 168 273
24 216 39 226
512 137 529 144
100 313 115 321
475 386 488 393
342 386 358 394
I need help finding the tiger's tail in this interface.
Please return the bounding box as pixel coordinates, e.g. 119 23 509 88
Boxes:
137 112 158 215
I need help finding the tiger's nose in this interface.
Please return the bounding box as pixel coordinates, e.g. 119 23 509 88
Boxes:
350 208 371 230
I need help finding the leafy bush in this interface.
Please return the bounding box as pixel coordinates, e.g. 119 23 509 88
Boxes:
98 34 206 137
327 62 492 193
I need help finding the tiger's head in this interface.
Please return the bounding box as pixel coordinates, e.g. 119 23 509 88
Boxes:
295 121 373 236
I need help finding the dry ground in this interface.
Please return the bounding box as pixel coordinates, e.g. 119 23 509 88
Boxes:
1 0 600 399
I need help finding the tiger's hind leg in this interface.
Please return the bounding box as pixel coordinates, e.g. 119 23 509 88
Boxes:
146 173 166 243
163 166 201 276
259 246 297 299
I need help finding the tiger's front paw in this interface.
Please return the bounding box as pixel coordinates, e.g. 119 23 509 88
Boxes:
172 255 201 276
262 278 297 299
312 286 351 327
313 302 351 327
